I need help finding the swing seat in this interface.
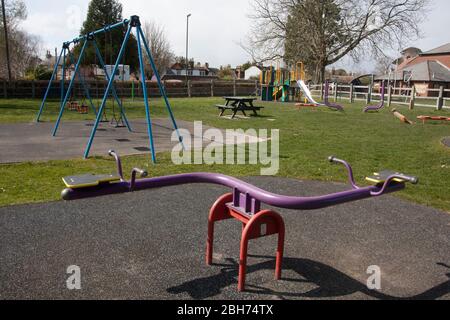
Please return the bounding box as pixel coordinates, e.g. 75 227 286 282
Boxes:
77 104 89 114
68 102 79 111
63 173 121 189
365 170 418 185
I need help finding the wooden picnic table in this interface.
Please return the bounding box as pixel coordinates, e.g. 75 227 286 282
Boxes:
215 96 264 119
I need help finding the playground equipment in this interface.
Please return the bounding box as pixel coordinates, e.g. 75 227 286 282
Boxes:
417 115 450 124
61 150 418 292
260 62 305 103
296 81 344 111
296 80 322 107
364 81 386 112
392 108 413 125
36 16 184 163
260 66 274 102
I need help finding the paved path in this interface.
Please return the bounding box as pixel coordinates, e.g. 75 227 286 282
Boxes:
0 177 449 300
0 120 265 163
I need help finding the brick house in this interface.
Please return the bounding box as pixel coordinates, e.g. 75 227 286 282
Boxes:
375 43 450 97
161 62 218 81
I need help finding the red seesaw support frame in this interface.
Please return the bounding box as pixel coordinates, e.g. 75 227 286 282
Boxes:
206 193 285 292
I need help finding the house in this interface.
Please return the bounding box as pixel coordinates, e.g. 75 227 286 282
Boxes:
244 66 262 80
161 62 218 81
376 43 450 97
103 65 130 81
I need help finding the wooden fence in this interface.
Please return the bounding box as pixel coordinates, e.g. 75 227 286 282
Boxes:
307 83 450 110
2 79 449 110
0 79 260 100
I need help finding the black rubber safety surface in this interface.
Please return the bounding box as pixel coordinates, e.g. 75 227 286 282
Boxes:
0 177 449 300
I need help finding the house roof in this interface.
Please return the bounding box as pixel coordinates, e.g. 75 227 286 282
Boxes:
422 43 450 55
170 62 214 72
401 47 422 54
376 60 450 82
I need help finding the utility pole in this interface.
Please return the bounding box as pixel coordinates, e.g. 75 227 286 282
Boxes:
55 47 58 80
185 13 191 84
1 0 12 81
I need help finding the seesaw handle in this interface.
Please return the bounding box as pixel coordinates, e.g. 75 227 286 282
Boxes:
370 174 419 196
109 150 125 182
130 168 148 191
328 156 359 189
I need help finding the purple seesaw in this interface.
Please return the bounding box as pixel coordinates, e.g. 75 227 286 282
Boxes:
364 81 386 112
323 81 344 111
61 151 418 291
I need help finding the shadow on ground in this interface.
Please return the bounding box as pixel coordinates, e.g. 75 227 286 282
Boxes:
168 256 450 300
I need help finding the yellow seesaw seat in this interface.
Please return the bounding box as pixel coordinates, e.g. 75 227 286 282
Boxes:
365 171 409 185
62 174 121 189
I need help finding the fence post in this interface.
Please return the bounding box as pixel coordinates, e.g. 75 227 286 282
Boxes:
210 80 214 97
437 86 444 111
320 83 324 100
137 80 140 98
387 85 392 107
349 84 354 103
366 84 372 104
334 82 338 102
409 86 416 110
255 80 258 96
187 80 191 98
3 80 7 98
233 79 237 96
32 80 36 99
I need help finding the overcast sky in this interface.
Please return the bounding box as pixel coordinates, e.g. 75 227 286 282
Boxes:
20 0 450 72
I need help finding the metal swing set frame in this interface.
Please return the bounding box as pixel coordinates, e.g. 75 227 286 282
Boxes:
36 15 184 163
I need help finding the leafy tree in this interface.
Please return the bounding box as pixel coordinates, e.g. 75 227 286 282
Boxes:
175 56 195 69
218 65 235 80
25 64 53 80
76 0 138 71
240 61 253 71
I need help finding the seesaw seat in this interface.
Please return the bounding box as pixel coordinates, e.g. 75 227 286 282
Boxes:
63 174 121 189
366 170 411 184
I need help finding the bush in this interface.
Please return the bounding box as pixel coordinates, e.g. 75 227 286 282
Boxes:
25 65 53 80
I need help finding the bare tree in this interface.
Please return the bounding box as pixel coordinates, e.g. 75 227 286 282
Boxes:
141 21 175 79
1 0 41 79
0 0 26 29
244 0 430 82
374 55 395 75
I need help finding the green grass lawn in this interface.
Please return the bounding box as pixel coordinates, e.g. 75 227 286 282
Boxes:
0 97 449 212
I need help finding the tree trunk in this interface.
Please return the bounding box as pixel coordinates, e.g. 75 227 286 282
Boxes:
313 60 326 84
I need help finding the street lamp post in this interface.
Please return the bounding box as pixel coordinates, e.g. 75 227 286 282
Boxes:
185 13 191 85
1 0 12 81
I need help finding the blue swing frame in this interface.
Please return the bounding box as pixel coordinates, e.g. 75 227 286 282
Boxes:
36 15 184 163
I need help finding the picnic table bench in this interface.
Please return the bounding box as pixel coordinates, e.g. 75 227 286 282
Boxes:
214 96 264 119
